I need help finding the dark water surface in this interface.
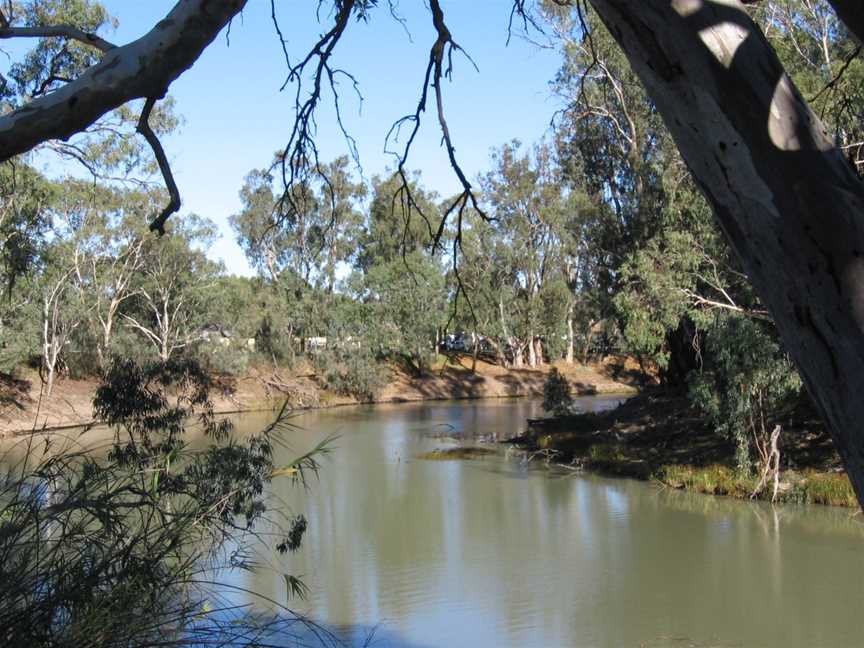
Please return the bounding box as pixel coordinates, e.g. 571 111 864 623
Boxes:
227 398 864 648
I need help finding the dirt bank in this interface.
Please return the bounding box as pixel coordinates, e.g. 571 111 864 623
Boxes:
511 389 859 509
0 355 639 435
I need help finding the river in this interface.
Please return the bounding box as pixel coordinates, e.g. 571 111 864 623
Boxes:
225 397 863 648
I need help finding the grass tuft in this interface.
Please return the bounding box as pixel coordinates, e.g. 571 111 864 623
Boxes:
417 447 496 461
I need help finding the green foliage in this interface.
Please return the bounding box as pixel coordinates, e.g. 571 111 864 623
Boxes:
0 163 53 293
688 315 801 472
355 171 439 272
657 464 858 508
196 343 250 377
1 357 328 646
7 0 114 103
349 250 447 374
543 367 574 417
657 464 756 499
313 343 387 402
797 471 858 508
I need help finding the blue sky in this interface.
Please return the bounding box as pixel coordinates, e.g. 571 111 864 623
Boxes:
98 1 563 276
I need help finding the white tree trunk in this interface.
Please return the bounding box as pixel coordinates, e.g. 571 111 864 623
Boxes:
512 341 524 369
588 0 864 506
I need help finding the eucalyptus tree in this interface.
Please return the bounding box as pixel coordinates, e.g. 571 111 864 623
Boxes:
233 156 365 290
574 0 864 501
232 156 366 359
0 163 52 293
478 140 577 367
347 250 448 375
355 171 440 273
80 191 152 369
3 0 864 502
38 260 83 396
0 162 53 370
452 211 516 366
121 216 220 363
32 178 122 394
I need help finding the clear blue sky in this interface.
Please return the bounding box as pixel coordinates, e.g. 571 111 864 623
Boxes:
99 1 563 276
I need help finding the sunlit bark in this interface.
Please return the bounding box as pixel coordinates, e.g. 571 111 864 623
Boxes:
588 0 864 505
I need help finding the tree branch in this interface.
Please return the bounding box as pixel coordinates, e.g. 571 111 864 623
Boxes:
0 25 117 52
136 97 180 234
0 0 247 163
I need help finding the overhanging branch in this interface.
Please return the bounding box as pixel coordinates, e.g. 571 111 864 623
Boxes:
0 0 247 163
136 97 180 235
0 25 117 52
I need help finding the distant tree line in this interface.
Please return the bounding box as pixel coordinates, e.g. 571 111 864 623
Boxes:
2 1 861 477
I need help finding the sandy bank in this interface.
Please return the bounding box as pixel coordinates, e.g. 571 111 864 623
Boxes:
1 355 639 435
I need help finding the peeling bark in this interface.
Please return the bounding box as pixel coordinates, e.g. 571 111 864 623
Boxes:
588 0 864 506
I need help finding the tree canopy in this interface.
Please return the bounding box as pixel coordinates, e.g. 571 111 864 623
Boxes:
2 0 864 507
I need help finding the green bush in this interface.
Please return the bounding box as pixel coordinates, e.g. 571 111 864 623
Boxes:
0 358 330 646
688 314 801 473
196 342 250 376
314 344 387 402
543 368 574 416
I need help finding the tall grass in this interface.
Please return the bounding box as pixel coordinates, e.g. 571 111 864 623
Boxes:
656 464 859 508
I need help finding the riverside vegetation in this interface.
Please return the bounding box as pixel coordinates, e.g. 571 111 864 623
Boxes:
1 0 864 645
529 374 858 508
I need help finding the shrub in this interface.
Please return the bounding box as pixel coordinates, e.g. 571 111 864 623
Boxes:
196 343 250 376
543 368 574 416
0 357 331 646
313 344 387 402
798 471 858 508
688 315 800 473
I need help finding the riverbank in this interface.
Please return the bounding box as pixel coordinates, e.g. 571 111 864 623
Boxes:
512 389 860 509
0 355 639 435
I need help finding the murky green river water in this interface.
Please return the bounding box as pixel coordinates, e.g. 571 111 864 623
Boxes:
226 398 863 647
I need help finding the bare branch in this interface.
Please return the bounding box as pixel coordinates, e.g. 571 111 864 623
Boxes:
385 0 489 261
272 0 358 206
136 97 180 235
0 25 116 52
808 44 862 104
681 288 772 321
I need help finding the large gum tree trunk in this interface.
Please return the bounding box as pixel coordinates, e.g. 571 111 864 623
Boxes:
586 0 864 506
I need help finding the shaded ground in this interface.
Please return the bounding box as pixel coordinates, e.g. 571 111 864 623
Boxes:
511 389 858 508
0 355 638 435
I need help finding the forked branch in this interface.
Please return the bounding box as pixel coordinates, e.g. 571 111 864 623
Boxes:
385 0 487 258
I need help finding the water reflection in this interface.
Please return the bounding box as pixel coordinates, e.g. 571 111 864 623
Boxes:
228 399 863 648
